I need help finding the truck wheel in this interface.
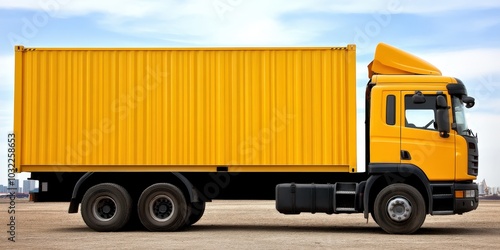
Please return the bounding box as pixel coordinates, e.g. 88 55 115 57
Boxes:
138 183 188 231
81 183 132 232
185 201 206 227
373 184 426 234
370 212 377 224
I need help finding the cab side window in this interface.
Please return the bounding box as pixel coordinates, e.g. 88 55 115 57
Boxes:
404 95 437 130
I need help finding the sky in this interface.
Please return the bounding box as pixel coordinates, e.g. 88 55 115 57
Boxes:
0 0 500 188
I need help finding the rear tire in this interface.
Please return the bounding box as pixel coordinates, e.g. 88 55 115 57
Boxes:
373 183 426 234
81 183 132 232
138 183 188 231
185 201 206 227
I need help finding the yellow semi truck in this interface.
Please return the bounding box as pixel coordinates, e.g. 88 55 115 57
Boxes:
13 43 478 234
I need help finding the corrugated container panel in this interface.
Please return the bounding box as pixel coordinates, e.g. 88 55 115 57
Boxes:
14 46 357 172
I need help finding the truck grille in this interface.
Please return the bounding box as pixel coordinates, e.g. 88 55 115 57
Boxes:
466 137 479 176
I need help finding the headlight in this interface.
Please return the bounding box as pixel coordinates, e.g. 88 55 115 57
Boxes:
465 190 476 198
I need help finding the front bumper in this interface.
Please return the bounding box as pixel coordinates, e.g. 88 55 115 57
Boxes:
454 183 479 214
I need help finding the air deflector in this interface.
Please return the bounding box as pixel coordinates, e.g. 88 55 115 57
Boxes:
368 43 442 78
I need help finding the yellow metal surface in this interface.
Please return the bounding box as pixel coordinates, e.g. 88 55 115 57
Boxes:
14 45 357 173
368 43 441 78
371 75 455 84
369 87 401 164
455 134 471 181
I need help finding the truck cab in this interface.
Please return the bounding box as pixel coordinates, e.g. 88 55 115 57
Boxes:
365 43 478 229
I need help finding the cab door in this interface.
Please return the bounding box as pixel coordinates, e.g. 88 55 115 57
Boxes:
400 91 455 181
369 89 401 164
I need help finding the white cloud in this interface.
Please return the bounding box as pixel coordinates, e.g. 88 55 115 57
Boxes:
0 55 15 89
418 48 500 81
0 59 14 193
3 0 500 46
461 16 500 31
0 101 14 186
356 61 372 82
83 0 334 45
0 98 14 130
394 0 500 14
3 0 500 16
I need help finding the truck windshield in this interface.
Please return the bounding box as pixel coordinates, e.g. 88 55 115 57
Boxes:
453 97 470 136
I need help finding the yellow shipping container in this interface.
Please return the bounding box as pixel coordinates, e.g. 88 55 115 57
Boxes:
14 45 356 173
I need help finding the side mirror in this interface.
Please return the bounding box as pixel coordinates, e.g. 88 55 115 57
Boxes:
436 95 448 108
436 95 450 138
412 91 426 104
463 96 475 108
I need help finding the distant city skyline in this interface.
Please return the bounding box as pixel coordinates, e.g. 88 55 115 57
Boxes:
0 178 37 193
479 179 500 196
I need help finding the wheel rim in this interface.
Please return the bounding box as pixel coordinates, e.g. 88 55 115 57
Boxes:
386 196 412 222
149 194 175 222
92 196 117 222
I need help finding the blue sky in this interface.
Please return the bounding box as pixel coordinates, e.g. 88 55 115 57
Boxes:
1 0 500 187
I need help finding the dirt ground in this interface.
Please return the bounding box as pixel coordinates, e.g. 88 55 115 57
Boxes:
1 199 499 249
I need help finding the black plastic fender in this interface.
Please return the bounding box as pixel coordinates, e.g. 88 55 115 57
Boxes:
363 163 432 219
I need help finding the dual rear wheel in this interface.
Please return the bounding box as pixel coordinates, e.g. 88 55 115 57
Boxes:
81 183 205 232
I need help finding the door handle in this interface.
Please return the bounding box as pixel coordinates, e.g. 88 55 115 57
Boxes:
401 150 412 160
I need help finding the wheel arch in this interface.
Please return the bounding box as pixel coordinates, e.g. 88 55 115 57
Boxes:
69 172 199 213
363 163 432 219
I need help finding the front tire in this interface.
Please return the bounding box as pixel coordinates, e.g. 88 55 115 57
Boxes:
373 184 426 234
81 183 132 232
138 183 188 231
